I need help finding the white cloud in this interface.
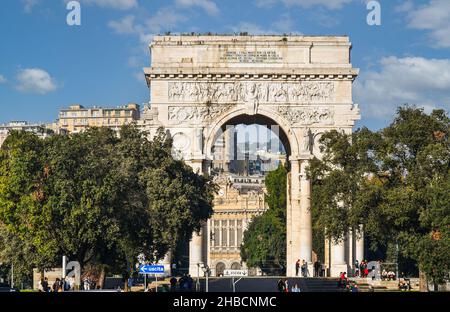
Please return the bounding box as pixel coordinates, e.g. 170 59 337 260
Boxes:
108 15 137 34
175 0 219 16
133 71 146 84
254 0 277 8
108 8 188 45
256 0 353 10
0 75 6 84
230 14 300 35
80 0 138 10
16 68 58 94
402 0 450 48
354 56 450 119
144 8 188 36
22 0 39 13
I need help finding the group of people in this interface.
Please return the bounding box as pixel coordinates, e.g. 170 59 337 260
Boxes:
337 272 348 288
38 277 73 292
354 260 370 278
381 269 396 281
168 274 195 292
398 277 411 291
337 272 359 292
277 279 301 292
294 259 324 277
295 259 308 277
83 277 95 290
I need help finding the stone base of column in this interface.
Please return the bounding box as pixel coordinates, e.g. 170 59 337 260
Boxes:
161 263 172 278
189 264 203 278
330 264 349 277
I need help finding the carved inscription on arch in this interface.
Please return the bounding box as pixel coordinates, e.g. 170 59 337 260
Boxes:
168 81 335 103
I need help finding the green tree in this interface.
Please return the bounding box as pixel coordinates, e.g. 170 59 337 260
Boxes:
241 164 287 275
309 106 449 289
0 126 216 287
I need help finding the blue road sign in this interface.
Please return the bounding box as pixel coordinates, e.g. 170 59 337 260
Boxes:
139 265 165 274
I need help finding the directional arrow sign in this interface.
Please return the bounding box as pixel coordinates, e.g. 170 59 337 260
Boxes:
139 265 165 274
223 269 248 277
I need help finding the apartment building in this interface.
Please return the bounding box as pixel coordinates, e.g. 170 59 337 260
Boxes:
0 121 55 147
57 103 140 133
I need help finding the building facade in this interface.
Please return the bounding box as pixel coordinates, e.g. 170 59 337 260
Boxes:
209 174 267 276
57 103 140 133
142 35 362 277
0 121 55 147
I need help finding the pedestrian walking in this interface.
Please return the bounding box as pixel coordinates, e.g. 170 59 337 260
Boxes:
314 260 321 277
295 259 300 277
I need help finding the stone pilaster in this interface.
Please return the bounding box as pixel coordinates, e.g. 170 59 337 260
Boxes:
189 230 203 277
330 237 348 277
355 225 364 263
286 159 300 276
299 159 312 264
187 159 207 277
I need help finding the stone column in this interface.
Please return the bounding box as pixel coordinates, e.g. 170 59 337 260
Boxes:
224 126 234 172
347 229 354 275
189 230 203 277
299 160 313 266
355 225 364 263
188 158 206 277
286 160 298 276
330 238 348 277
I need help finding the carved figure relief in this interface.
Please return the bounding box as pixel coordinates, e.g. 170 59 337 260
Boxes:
277 106 334 126
168 104 235 124
301 128 312 153
168 81 335 103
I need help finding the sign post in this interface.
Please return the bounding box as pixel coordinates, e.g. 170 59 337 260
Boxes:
139 265 165 292
62 256 67 292
223 269 248 293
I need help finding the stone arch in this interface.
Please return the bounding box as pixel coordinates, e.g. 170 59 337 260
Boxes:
215 262 226 277
204 106 300 161
231 262 241 270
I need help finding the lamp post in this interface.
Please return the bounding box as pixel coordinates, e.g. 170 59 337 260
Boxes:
201 265 210 292
196 263 201 292
10 263 14 289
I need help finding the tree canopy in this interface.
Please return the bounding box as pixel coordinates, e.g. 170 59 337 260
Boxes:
0 125 215 282
240 164 287 275
309 106 449 285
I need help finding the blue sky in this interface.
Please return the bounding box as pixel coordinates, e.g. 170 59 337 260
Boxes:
0 0 449 130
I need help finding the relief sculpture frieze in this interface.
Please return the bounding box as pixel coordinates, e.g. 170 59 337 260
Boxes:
277 106 334 126
168 81 335 104
168 104 235 125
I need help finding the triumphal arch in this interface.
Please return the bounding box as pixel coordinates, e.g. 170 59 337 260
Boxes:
142 35 362 277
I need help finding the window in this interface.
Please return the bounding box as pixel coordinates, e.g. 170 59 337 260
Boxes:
221 220 227 247
229 220 236 247
237 220 243 246
213 220 220 247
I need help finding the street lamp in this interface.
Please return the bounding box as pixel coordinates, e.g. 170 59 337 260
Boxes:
196 263 202 292
201 265 211 293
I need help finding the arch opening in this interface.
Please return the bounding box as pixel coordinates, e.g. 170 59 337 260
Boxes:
207 112 292 276
209 113 292 177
